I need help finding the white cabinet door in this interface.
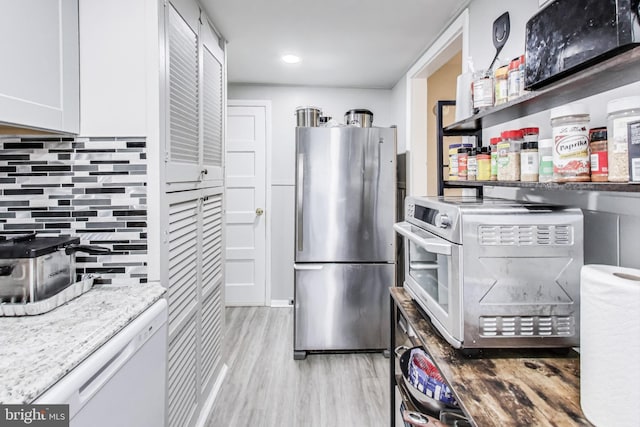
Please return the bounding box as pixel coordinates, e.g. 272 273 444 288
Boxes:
165 3 201 184
78 0 147 137
201 24 225 187
0 0 79 134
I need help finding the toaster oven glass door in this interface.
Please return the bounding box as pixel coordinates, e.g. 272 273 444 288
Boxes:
393 222 463 347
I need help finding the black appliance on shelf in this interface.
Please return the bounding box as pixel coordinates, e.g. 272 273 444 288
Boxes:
525 0 640 90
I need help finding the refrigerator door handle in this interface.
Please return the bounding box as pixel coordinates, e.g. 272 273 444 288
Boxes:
294 264 324 271
297 153 304 252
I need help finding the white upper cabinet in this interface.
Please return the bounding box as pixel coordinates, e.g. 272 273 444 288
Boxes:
0 0 79 134
78 0 147 137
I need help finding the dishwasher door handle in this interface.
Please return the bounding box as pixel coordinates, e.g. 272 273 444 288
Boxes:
77 339 136 403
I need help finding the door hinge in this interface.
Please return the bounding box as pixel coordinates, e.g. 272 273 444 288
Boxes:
164 151 169 162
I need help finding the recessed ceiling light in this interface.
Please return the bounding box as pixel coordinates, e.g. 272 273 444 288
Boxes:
282 54 301 64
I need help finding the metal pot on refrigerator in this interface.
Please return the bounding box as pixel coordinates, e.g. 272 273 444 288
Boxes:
0 233 111 304
344 109 373 127
295 106 322 127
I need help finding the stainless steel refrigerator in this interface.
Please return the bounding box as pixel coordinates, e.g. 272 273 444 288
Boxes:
293 126 396 359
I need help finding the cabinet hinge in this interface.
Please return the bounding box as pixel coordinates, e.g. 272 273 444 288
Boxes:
164 151 169 163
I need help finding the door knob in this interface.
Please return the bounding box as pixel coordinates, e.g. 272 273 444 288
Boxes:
255 208 264 216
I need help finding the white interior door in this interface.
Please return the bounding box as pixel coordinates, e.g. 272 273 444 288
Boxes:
225 103 267 306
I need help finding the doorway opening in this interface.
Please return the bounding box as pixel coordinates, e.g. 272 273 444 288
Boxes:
405 9 469 197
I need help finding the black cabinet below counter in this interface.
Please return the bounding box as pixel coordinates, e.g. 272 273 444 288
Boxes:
389 287 593 427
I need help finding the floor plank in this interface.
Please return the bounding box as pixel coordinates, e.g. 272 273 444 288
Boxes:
205 307 389 427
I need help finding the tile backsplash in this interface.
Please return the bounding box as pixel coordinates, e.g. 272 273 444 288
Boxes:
0 136 147 285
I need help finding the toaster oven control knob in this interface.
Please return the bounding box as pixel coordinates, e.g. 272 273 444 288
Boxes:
437 214 451 229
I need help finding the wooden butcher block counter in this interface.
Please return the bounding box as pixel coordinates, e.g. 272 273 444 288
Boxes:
390 287 594 427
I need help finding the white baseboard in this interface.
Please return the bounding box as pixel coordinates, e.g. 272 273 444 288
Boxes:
194 363 228 427
270 299 292 307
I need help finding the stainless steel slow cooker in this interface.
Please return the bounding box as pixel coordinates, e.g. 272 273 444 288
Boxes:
344 109 373 127
0 234 110 304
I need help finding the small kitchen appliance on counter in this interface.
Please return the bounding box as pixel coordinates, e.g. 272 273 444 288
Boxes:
525 0 640 89
394 196 583 350
0 233 110 316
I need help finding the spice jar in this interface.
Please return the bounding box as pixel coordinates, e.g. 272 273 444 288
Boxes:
507 57 520 102
449 143 461 181
472 70 493 110
521 127 539 144
477 147 491 181
497 130 523 181
607 96 640 182
589 127 608 182
520 141 539 182
538 138 554 183
457 147 469 181
494 65 509 106
550 103 591 182
467 148 477 181
489 137 501 181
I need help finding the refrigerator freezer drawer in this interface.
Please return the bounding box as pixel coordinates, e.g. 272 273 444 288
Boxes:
294 263 394 351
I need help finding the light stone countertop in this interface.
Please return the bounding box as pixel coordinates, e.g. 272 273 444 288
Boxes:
0 282 166 404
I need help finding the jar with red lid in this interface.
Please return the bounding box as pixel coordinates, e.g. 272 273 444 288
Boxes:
489 137 501 181
589 127 608 182
521 127 539 143
497 130 523 181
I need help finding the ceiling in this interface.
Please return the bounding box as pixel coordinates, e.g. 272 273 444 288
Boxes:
201 0 469 89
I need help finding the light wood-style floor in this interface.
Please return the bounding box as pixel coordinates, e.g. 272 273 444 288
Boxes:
205 307 389 427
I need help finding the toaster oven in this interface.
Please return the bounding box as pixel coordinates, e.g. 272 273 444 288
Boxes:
393 196 584 350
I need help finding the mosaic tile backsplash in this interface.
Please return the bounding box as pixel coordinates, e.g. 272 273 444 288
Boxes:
0 137 147 285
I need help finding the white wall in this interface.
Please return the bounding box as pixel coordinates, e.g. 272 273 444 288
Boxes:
467 0 539 73
228 83 393 301
391 75 407 154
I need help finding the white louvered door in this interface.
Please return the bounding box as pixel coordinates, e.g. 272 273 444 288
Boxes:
166 3 200 184
201 20 225 187
167 190 200 427
200 190 224 391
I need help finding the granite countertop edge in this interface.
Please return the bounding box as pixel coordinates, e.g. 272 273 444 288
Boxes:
0 282 166 404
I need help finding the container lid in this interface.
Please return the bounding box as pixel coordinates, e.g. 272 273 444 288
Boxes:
550 103 589 119
0 236 79 259
500 129 524 140
523 141 538 150
344 109 373 116
295 106 321 112
469 148 477 156
538 138 554 148
494 65 509 78
508 57 520 70
521 127 539 135
589 127 607 142
489 137 501 145
606 96 640 114
457 147 469 153
449 143 462 149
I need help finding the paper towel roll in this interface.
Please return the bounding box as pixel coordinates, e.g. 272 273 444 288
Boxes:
580 264 640 427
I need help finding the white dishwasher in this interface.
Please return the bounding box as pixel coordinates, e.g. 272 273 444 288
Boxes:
35 299 168 427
